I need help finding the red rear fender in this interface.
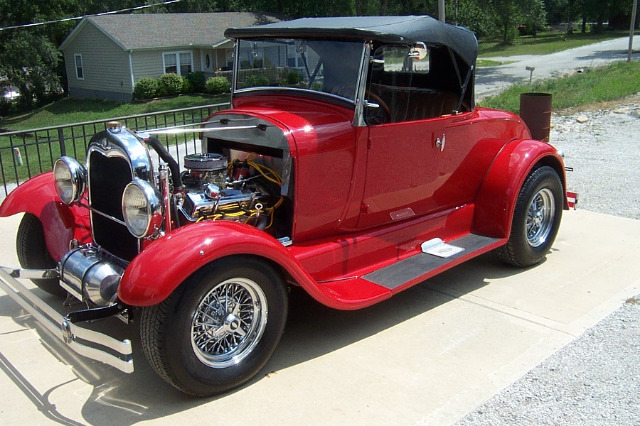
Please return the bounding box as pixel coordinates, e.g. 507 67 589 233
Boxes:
473 139 566 237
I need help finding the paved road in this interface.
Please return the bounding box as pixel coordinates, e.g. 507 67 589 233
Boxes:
476 35 640 99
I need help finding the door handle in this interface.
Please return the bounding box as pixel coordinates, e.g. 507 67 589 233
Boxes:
435 134 446 152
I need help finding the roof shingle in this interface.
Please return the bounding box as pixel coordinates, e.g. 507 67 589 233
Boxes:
62 12 283 51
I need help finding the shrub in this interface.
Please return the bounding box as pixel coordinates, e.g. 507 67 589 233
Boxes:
185 72 206 93
286 71 302 85
244 75 270 87
205 76 231 94
159 73 184 96
181 78 194 94
133 77 159 99
0 97 15 116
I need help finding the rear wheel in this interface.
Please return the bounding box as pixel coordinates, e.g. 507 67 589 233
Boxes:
16 213 65 296
140 257 288 396
497 166 563 267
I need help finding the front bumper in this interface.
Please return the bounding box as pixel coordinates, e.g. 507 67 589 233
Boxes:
0 266 134 373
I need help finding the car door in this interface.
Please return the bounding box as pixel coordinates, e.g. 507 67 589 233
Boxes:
357 44 462 229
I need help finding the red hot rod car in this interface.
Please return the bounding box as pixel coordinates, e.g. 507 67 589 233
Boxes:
0 16 572 396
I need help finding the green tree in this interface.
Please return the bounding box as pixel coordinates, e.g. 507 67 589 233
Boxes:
486 0 547 43
0 32 62 109
543 0 569 23
451 0 496 37
522 0 547 36
490 0 523 43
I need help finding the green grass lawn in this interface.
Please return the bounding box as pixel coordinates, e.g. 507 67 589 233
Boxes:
479 61 640 113
1 94 230 131
476 59 517 67
478 30 630 57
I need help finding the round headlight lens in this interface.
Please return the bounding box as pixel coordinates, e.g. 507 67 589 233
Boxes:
122 179 163 238
53 156 86 204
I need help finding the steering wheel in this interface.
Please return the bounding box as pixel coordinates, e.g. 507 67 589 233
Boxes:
365 91 392 124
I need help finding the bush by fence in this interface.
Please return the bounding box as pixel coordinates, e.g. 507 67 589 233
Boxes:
205 77 231 95
134 72 231 100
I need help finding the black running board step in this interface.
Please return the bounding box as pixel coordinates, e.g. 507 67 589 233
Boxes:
362 234 501 290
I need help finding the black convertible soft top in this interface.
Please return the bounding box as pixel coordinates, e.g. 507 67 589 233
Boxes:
225 15 478 66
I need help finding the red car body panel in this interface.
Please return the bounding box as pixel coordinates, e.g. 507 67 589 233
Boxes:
232 95 362 241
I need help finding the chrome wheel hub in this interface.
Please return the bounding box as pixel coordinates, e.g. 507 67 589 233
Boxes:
191 277 267 368
526 188 555 248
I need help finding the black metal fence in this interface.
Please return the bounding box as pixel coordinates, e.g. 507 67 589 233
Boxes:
0 102 230 197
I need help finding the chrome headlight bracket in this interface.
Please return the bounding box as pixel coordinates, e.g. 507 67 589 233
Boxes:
53 156 87 204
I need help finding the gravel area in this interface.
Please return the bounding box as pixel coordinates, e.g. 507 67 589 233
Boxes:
551 94 640 220
458 95 640 425
458 299 640 425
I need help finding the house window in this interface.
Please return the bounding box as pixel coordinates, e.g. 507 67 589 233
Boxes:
74 54 84 80
163 51 193 76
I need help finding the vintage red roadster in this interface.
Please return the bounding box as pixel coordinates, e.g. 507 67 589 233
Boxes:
0 16 572 396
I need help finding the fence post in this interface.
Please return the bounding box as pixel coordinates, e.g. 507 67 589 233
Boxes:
58 128 66 156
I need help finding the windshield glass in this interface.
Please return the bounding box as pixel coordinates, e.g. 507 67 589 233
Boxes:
235 39 364 102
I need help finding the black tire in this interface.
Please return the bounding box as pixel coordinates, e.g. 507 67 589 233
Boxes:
497 166 563 267
140 256 288 396
16 213 65 296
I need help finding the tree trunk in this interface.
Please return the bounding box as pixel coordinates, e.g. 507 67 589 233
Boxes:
380 0 388 15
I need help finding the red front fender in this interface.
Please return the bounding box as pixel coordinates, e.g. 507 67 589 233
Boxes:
0 173 91 261
118 221 325 307
473 139 567 238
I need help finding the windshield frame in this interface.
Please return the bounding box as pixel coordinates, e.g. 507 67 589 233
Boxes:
231 38 368 107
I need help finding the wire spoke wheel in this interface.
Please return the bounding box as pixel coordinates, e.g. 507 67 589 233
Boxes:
191 277 267 368
497 166 563 267
140 257 287 396
526 188 556 248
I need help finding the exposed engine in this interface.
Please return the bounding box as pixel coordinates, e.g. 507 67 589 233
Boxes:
178 152 283 230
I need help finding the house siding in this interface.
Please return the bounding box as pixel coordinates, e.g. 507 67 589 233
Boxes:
63 22 133 101
132 49 202 82
131 50 162 80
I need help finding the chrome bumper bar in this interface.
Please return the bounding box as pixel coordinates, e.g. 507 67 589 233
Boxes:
0 266 134 374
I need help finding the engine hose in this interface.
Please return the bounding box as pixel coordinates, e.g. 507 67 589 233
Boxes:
146 136 184 191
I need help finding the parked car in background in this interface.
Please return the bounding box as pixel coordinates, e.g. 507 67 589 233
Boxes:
0 16 573 396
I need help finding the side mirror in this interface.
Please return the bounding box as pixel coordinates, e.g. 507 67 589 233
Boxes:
409 42 428 60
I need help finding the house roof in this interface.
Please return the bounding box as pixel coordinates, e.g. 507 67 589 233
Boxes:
60 12 284 51
226 15 478 66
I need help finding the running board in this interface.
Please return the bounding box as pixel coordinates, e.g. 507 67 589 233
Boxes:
362 234 502 290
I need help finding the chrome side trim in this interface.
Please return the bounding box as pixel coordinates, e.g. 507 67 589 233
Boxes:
0 267 134 374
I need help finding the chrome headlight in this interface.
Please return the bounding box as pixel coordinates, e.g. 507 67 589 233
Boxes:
122 179 163 238
53 156 86 204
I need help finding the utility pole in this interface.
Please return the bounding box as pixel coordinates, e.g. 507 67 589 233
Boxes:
438 0 445 22
629 0 638 62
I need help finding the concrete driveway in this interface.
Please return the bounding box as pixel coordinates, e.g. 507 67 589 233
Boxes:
0 208 639 425
476 35 640 99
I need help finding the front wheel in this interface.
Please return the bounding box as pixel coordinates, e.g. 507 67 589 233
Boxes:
140 257 288 396
497 166 563 267
16 213 65 296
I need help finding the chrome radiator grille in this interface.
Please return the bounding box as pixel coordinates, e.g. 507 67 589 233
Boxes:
88 148 139 261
